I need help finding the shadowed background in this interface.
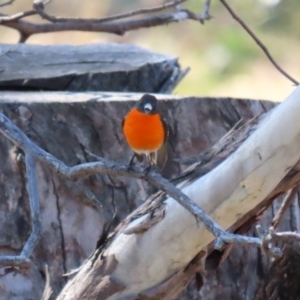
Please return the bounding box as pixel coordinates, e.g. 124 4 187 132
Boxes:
0 0 298 101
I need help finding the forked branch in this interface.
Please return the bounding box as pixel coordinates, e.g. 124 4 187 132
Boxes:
0 109 290 269
220 0 299 85
0 0 210 43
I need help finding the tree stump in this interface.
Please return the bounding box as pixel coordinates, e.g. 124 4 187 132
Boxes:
0 43 183 93
1 44 299 300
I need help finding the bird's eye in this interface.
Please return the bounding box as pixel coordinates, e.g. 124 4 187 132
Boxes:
144 103 153 112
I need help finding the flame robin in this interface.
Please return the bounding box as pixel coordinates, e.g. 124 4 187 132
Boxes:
122 94 168 170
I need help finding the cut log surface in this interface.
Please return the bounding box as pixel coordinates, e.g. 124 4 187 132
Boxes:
0 91 279 300
0 44 181 93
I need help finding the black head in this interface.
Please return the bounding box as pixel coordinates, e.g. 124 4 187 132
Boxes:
136 94 158 114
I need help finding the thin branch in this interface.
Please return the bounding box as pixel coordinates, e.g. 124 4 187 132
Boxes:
0 112 281 258
0 1 211 41
18 32 29 43
219 0 299 85
272 187 298 230
21 153 41 257
0 0 15 8
0 10 197 37
0 10 36 23
41 265 53 300
33 0 188 23
263 226 300 249
0 256 31 268
200 0 212 21
256 225 295 257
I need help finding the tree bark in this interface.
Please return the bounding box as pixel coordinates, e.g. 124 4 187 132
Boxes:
1 44 300 300
180 195 300 300
56 87 300 299
0 43 183 93
0 89 286 300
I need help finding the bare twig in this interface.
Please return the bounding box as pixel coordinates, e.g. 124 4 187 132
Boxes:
272 187 298 230
200 0 212 21
0 0 212 42
255 226 284 257
0 10 200 38
219 0 299 85
261 226 300 255
0 0 15 8
33 0 188 23
0 256 31 268
18 32 29 43
0 10 36 23
21 153 41 257
0 112 281 259
41 265 53 300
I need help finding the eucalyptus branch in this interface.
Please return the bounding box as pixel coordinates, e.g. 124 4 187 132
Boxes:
33 0 188 23
0 112 283 262
21 153 41 258
0 0 15 8
0 10 36 23
0 10 206 43
272 187 298 230
219 0 299 85
200 0 212 21
0 0 211 43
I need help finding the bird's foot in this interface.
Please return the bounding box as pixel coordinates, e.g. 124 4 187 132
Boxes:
127 162 135 172
144 164 158 175
126 154 137 172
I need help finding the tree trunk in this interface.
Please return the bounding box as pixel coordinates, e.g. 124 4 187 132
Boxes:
0 90 280 300
180 194 300 300
0 43 183 93
56 87 300 299
1 43 300 300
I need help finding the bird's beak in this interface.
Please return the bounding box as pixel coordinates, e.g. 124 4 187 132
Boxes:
144 103 152 114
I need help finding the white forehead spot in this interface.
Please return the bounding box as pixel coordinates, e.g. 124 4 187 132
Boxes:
144 103 153 111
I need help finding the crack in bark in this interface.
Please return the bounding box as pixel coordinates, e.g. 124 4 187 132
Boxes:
15 148 30 247
289 195 298 232
108 178 117 217
30 126 49 151
51 177 67 275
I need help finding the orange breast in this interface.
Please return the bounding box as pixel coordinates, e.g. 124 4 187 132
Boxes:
123 108 165 152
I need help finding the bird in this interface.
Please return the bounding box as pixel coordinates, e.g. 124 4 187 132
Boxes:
122 94 168 170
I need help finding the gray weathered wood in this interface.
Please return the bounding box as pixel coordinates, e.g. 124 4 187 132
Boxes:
0 44 183 92
180 194 300 300
0 91 278 300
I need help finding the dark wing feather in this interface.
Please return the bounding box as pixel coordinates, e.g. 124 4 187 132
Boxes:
156 116 169 170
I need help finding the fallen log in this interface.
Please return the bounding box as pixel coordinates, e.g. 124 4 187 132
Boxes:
0 90 289 299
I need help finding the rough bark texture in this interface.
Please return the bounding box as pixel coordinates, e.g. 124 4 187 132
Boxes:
0 44 299 300
181 194 300 300
0 91 280 300
0 43 182 93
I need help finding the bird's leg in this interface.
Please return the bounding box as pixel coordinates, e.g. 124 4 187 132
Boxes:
127 153 137 171
144 153 157 174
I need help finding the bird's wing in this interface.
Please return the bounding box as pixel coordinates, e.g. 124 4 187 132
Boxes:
156 116 169 170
